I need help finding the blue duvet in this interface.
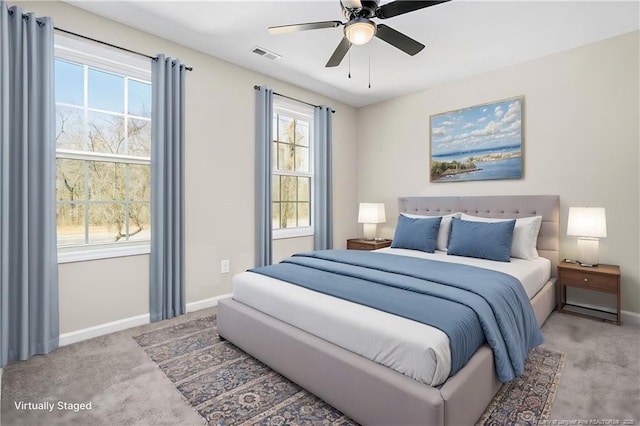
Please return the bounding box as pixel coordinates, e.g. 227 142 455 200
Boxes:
250 249 543 382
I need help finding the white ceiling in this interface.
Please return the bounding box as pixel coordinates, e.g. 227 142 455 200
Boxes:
67 1 639 108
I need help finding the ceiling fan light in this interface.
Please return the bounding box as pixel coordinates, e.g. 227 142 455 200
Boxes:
345 19 376 45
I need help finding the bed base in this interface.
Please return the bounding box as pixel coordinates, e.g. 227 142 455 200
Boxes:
217 279 555 426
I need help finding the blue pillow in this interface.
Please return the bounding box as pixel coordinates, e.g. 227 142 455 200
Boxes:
447 217 516 262
391 215 442 253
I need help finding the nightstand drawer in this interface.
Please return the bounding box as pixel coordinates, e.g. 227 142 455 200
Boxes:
348 242 373 250
347 239 392 251
561 269 617 292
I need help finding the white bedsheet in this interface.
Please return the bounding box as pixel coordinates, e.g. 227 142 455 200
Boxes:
232 250 550 386
376 248 551 298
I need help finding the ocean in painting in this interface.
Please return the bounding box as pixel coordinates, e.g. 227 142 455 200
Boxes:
431 144 522 182
434 157 521 182
432 144 520 162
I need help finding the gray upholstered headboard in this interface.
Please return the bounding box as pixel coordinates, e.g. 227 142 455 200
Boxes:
398 195 560 277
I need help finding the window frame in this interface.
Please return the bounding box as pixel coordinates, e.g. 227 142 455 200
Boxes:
272 97 315 240
54 35 152 263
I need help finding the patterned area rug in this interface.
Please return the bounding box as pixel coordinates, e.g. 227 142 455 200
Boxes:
134 315 564 425
475 345 565 426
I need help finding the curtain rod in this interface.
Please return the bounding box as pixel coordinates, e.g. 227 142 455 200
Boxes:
54 27 193 72
254 85 335 113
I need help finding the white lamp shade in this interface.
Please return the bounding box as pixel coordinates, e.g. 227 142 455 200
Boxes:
567 207 607 238
358 203 386 224
345 19 376 45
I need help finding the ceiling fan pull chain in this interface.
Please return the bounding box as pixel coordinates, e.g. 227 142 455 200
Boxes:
368 57 371 89
348 50 351 79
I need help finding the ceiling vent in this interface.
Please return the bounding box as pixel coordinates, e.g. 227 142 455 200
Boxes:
251 46 282 61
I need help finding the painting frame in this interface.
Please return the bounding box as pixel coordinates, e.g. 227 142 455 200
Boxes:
429 96 524 183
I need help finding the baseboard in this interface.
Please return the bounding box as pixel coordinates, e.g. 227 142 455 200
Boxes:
58 294 232 347
59 313 151 347
565 299 616 314
565 299 640 326
622 310 640 326
186 293 232 313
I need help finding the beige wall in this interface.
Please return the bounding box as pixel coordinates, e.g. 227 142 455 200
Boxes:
356 31 640 314
58 256 149 332
273 237 313 264
18 1 358 333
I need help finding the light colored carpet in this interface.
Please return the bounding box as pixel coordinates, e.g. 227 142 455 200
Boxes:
544 313 640 424
1 310 210 426
1 309 639 425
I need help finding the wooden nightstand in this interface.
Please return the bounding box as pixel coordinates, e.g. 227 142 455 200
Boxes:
557 262 621 325
347 238 392 251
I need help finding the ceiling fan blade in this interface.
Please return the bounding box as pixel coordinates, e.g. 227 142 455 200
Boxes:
375 24 425 56
269 21 342 35
341 0 363 9
376 0 450 19
326 37 352 67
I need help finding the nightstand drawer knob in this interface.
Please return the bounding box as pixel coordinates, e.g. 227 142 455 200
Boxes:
584 278 588 282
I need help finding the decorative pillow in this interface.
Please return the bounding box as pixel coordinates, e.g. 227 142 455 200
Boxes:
401 212 461 251
391 215 442 253
460 213 542 260
448 217 516 262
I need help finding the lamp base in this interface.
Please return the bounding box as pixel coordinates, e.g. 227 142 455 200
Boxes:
362 223 377 240
577 237 599 267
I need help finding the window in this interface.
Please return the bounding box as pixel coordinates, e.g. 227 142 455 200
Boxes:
272 98 314 239
54 36 152 261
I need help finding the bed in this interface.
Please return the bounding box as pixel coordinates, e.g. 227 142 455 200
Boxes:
218 195 559 425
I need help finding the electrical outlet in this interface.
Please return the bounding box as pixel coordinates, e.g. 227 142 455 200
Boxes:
221 259 230 274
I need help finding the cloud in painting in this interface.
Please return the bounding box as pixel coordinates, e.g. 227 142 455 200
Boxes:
430 97 523 157
432 127 447 136
471 120 502 137
502 101 521 123
501 119 521 132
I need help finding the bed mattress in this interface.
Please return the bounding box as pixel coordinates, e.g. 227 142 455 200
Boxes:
232 249 550 386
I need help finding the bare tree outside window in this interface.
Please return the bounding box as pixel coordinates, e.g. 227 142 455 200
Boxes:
272 108 312 233
55 58 151 248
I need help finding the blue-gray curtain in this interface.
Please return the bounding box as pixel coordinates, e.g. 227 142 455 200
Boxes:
313 106 333 250
150 54 186 322
255 86 273 267
0 3 59 368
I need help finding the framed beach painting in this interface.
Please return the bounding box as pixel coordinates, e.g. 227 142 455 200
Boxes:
430 96 524 182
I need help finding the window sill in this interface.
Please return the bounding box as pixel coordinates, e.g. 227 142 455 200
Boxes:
58 244 150 264
273 228 314 240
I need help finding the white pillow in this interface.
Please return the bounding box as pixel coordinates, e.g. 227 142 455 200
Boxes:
401 212 461 251
459 213 542 260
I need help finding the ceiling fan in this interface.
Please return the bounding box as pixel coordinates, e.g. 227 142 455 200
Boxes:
268 0 450 68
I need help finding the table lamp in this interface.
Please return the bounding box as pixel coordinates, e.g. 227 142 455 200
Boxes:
567 207 607 267
358 203 386 240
